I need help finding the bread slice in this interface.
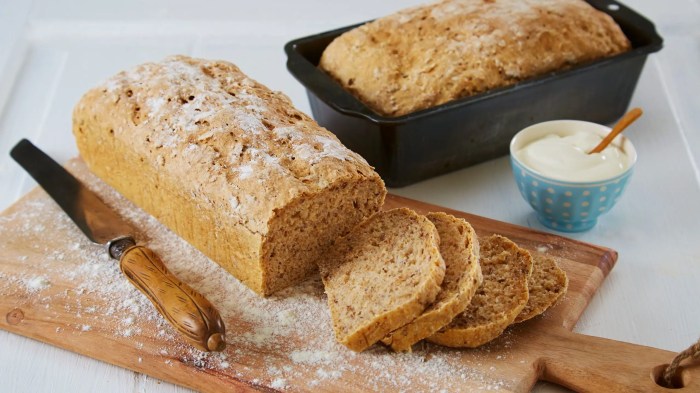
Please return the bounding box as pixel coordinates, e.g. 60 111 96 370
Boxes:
427 235 532 348
381 212 482 351
319 208 445 352
513 254 568 323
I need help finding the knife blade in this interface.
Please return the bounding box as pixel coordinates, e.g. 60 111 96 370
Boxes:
10 139 226 352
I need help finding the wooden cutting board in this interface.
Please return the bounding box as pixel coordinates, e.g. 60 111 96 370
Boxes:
0 159 696 392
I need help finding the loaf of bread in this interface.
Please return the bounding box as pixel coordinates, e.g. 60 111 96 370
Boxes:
382 212 481 351
319 0 631 117
428 235 532 348
319 208 445 352
73 55 386 296
513 254 568 323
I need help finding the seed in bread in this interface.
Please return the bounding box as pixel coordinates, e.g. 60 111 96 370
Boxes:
319 208 445 352
382 212 482 352
73 55 386 296
427 234 532 348
319 0 631 116
513 254 568 323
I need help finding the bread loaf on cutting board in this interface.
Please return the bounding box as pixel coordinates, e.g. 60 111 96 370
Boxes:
72 55 386 296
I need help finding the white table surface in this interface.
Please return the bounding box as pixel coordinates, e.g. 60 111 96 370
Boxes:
1 0 698 392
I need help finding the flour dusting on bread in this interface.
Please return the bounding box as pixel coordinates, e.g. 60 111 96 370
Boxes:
74 55 386 295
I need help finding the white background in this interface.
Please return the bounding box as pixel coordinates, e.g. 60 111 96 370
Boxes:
1 0 699 392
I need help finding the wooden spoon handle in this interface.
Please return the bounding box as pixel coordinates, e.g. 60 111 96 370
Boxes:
589 108 643 154
118 243 226 352
533 327 699 392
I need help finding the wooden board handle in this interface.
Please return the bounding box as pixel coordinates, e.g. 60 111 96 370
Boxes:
119 244 226 352
529 327 700 392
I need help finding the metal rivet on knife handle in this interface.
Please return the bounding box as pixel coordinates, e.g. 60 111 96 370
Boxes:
111 237 226 352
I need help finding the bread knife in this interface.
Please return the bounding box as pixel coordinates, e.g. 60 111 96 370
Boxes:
10 139 226 352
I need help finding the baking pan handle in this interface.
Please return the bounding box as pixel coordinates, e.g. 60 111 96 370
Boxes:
285 41 379 122
590 0 664 49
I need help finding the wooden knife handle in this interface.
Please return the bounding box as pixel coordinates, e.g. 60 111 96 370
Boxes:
526 326 700 392
116 242 226 352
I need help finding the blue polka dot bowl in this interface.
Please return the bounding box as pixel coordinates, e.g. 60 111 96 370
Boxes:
509 120 637 232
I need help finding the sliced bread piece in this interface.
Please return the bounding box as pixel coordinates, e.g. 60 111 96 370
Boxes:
382 212 482 352
427 235 532 348
319 208 445 352
513 254 568 323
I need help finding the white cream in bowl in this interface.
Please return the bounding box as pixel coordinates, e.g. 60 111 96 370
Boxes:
515 131 630 182
510 120 636 183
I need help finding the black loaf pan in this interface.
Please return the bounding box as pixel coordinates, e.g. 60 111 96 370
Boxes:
284 0 663 187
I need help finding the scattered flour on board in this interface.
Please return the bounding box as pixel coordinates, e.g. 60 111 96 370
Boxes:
25 276 51 292
536 244 553 253
270 378 288 389
0 161 516 392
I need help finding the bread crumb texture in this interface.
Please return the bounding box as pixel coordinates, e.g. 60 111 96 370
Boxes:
73 55 386 295
514 254 568 323
428 234 532 348
319 0 631 116
383 212 482 351
319 208 445 352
